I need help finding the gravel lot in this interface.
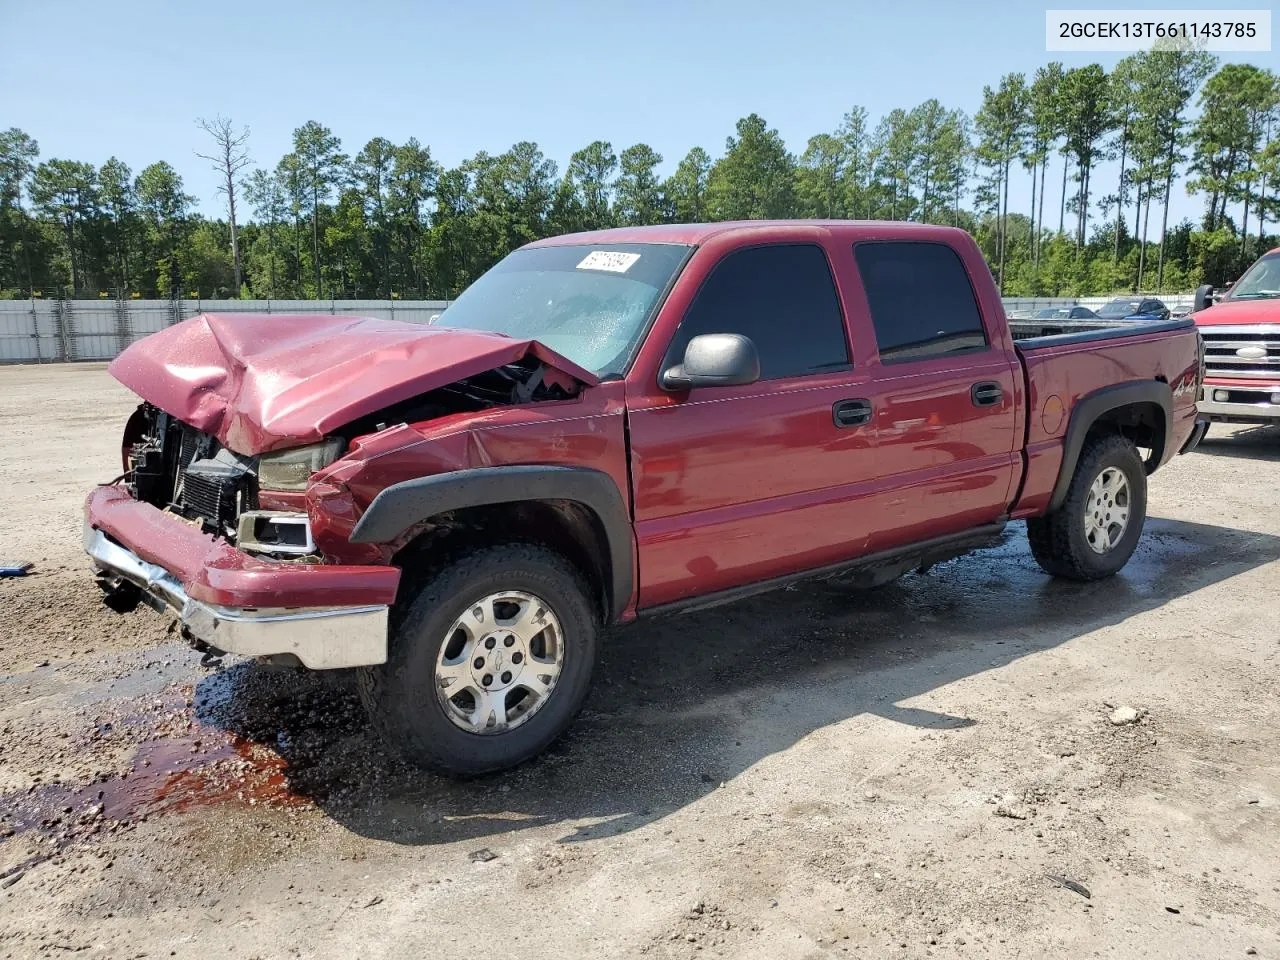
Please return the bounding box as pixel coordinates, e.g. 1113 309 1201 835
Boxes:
2 362 1279 960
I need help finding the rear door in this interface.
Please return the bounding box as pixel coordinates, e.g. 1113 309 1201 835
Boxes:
625 240 879 608
841 239 1022 550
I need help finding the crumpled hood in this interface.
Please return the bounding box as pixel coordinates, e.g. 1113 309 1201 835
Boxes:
1194 298 1280 326
107 313 599 455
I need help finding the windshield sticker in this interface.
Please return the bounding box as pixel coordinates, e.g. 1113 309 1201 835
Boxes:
577 251 640 274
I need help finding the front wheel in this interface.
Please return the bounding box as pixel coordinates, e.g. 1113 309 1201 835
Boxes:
357 543 599 776
1027 433 1148 581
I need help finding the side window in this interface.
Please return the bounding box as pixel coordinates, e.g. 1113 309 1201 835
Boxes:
853 241 988 363
664 244 850 381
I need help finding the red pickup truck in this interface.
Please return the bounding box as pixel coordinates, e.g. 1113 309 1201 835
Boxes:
86 221 1205 775
1192 247 1280 426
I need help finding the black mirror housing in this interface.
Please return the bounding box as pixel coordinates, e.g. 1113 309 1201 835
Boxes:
661 333 761 390
1193 284 1215 313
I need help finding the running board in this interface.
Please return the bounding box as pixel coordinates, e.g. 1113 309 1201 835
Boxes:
639 521 1008 618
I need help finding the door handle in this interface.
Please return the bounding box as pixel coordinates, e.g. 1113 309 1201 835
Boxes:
832 398 872 428
971 382 1003 407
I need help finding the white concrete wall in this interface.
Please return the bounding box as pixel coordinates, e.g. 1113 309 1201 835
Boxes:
0 299 452 362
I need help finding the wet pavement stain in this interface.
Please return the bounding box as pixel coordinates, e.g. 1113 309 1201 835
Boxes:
0 681 307 857
94 734 297 819
1 645 410 874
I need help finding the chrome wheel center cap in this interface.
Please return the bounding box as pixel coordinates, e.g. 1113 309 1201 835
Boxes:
471 633 522 690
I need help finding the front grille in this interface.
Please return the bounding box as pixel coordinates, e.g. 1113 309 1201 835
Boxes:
1202 325 1280 379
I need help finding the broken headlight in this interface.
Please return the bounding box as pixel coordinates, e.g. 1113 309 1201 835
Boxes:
257 439 345 491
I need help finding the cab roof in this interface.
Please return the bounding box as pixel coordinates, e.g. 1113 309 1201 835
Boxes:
524 220 974 249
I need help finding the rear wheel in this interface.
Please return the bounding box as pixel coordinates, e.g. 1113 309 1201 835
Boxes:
357 543 599 776
1027 432 1147 581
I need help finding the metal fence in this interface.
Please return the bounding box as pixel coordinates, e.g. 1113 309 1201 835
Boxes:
1 293 1196 364
0 299 452 363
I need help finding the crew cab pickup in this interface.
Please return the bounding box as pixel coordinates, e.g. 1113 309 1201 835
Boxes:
1192 247 1280 425
86 221 1206 775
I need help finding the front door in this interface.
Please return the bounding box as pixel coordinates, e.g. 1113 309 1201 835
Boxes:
625 241 879 608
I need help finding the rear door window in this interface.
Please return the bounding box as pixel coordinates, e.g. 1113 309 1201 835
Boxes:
853 241 988 363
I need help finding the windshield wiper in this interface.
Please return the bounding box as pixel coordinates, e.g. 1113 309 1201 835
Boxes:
1228 292 1280 301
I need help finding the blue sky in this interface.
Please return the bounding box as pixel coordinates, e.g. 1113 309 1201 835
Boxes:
1 0 1275 231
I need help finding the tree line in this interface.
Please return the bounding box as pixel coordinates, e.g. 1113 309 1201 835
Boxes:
1 48 1276 302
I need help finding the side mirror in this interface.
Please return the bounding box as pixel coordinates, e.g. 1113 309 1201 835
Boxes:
1193 284 1215 313
660 333 760 390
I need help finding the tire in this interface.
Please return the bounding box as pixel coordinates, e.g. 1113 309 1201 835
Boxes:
1027 432 1148 581
357 543 599 776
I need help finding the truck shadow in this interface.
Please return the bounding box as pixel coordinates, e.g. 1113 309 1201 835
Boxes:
195 516 1280 847
1194 424 1280 461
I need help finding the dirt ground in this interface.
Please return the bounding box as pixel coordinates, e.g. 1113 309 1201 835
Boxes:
1 363 1279 960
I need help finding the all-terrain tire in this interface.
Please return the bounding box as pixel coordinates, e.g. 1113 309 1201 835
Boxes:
357 543 599 776
1027 432 1148 581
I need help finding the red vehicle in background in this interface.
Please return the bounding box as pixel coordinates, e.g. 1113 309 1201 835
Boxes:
85 221 1205 775
1193 248 1280 426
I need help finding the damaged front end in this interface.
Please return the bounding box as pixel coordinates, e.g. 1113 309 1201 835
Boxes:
95 400 332 626
116 349 586 562
105 311 600 455
326 353 584 440
123 404 265 540
89 312 607 667
109 404 335 615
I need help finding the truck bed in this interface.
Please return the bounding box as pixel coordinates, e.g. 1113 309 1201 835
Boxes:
1007 316 1202 520
1008 317 1191 343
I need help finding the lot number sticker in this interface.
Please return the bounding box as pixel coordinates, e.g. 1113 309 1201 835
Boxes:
577 251 640 273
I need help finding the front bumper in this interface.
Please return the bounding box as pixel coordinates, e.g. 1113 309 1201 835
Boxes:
1198 384 1280 423
84 486 398 669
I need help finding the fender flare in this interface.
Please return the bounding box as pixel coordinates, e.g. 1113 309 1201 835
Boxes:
1048 380 1173 512
349 465 633 620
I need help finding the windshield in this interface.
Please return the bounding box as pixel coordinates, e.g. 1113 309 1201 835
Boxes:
1097 299 1142 319
437 242 691 377
1227 252 1280 300
1035 308 1071 318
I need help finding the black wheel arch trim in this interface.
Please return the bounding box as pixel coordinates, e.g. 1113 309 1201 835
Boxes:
1047 380 1173 512
349 465 633 620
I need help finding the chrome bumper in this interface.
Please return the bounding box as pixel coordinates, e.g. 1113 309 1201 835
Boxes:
1198 386 1280 422
84 525 388 669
